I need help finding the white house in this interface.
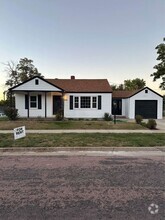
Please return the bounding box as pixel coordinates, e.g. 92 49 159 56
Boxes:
112 87 163 119
9 76 112 119
9 76 163 119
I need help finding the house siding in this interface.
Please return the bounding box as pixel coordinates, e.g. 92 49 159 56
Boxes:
122 99 126 116
64 93 112 118
15 92 63 118
128 89 163 119
12 77 62 92
15 93 46 117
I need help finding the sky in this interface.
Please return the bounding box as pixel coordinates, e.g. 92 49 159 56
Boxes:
0 0 164 100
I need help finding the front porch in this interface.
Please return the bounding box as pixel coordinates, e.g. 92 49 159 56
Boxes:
14 91 65 118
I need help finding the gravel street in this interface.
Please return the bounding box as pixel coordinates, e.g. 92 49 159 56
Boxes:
0 154 164 220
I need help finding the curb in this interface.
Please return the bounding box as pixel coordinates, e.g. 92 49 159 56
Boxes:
0 146 165 153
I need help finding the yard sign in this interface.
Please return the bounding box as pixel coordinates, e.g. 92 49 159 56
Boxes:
14 126 26 140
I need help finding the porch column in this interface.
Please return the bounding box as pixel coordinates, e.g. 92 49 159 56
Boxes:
61 92 65 119
45 92 47 118
27 92 29 118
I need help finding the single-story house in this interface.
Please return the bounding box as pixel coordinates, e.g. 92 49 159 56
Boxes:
9 76 112 119
9 76 163 119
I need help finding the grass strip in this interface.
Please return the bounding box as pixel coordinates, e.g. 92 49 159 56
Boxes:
0 133 165 148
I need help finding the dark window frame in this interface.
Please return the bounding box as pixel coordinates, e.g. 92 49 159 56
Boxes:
35 79 39 85
92 96 97 108
80 96 91 108
74 96 79 108
30 95 37 108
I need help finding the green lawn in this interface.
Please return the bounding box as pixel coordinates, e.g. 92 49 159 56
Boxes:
0 120 146 130
0 133 164 148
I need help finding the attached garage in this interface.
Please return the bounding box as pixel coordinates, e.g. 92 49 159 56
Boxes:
135 100 157 119
112 87 163 119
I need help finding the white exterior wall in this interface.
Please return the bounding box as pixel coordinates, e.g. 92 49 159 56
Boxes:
15 92 112 118
128 89 163 119
15 93 46 117
15 92 60 118
119 99 129 118
64 93 112 118
121 99 126 116
12 77 61 92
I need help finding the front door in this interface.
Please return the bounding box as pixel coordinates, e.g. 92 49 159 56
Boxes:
112 99 122 115
53 96 62 114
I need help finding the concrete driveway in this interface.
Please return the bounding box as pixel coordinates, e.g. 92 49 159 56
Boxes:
156 119 165 130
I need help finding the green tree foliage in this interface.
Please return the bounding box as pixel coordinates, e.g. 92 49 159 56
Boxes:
151 39 165 90
112 78 146 91
124 78 146 90
5 57 43 87
111 84 124 91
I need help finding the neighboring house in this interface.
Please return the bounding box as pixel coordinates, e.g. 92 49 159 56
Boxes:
9 76 163 119
0 106 5 117
112 87 163 119
9 76 112 119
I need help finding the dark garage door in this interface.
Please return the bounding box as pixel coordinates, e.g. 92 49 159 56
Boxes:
135 100 157 119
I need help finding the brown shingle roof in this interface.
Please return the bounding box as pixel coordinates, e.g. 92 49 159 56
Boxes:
112 90 140 98
46 79 112 93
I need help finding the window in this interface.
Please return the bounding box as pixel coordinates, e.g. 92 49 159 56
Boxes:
74 97 79 108
81 97 91 108
92 97 97 108
30 96 37 108
145 89 148 94
35 79 39 85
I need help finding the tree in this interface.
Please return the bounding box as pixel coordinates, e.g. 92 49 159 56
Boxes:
5 57 43 87
124 78 146 90
111 84 124 91
4 60 18 87
151 38 165 90
111 78 146 91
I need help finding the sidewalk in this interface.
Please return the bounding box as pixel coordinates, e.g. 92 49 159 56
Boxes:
0 129 165 133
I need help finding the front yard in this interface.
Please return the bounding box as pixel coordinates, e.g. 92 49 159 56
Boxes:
0 133 165 148
0 119 146 130
1 119 163 148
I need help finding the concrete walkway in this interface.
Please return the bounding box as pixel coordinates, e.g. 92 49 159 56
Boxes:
156 119 165 130
0 129 165 133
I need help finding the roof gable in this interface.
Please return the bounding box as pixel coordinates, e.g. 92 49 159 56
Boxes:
10 76 63 92
112 87 163 99
129 87 163 98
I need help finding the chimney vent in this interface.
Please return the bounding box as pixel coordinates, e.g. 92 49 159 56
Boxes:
71 75 75 80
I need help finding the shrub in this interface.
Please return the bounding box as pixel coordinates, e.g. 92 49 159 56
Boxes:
4 107 19 120
140 122 147 128
91 118 98 121
55 109 63 121
103 113 113 121
146 119 157 129
135 115 143 124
